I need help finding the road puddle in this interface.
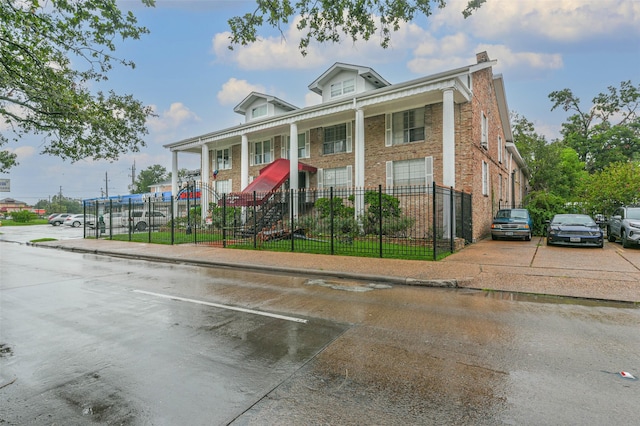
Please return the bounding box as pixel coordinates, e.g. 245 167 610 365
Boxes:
305 278 393 292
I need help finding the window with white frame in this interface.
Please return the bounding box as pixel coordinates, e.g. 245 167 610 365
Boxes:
498 136 503 163
330 78 355 98
282 132 310 159
251 104 267 119
386 157 433 188
319 166 352 188
323 123 351 155
498 174 503 201
215 148 231 170
481 112 488 149
386 107 425 146
482 161 489 195
214 179 231 195
252 139 272 165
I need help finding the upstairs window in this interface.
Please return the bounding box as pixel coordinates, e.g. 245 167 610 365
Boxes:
386 107 425 146
251 104 267 119
498 136 503 163
481 112 488 149
323 123 352 155
252 140 272 165
330 78 355 98
215 148 231 170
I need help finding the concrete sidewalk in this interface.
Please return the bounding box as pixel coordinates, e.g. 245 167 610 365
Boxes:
32 236 640 304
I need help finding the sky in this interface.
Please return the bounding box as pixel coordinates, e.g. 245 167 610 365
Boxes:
2 0 639 204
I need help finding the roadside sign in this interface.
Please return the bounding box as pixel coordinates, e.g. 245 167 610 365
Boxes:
0 179 9 192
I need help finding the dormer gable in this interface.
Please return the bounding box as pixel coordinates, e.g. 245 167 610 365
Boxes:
308 63 390 103
233 92 298 123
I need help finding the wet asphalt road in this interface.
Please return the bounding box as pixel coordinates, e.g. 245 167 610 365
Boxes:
1 228 640 425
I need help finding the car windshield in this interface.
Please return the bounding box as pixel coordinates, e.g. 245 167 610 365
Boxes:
552 215 595 226
626 208 640 220
496 209 528 219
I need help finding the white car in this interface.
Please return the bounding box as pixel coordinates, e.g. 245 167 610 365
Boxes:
64 214 96 227
122 210 168 232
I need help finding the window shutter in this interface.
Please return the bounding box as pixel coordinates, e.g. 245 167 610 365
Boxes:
269 138 274 163
385 114 392 147
249 142 255 166
317 169 324 189
228 179 232 193
346 165 353 187
227 148 232 169
281 135 288 159
346 122 352 153
425 156 433 186
385 161 394 189
304 131 310 158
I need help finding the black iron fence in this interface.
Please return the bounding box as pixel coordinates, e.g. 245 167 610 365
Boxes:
84 183 472 260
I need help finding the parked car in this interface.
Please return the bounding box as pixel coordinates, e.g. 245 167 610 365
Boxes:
64 214 96 228
123 210 168 232
102 212 124 228
491 208 533 241
607 206 640 248
546 214 603 248
48 213 72 226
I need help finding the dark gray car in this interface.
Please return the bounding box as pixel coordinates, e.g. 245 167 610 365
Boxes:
607 206 640 248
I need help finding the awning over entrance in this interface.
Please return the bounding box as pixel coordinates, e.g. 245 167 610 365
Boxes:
225 158 317 206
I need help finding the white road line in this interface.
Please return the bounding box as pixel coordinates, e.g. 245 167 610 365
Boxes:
133 290 308 324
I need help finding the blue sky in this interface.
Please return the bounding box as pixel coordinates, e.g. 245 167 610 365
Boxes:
2 0 639 204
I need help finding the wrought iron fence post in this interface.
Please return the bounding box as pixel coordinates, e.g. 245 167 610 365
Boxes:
450 186 454 253
171 196 175 245
253 191 257 249
128 199 132 241
432 181 437 261
222 194 227 248
290 189 294 252
378 185 383 258
330 187 334 255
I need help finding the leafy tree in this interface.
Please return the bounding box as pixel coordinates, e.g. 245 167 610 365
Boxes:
582 161 640 216
131 164 168 194
512 113 587 200
0 0 156 173
227 0 485 56
549 80 640 173
34 194 82 214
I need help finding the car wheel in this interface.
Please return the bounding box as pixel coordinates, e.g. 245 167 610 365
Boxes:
491 234 497 240
72 221 81 227
607 228 616 242
52 221 60 226
546 238 552 246
136 221 147 232
622 230 631 248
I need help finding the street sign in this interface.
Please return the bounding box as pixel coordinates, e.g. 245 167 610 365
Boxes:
0 179 9 192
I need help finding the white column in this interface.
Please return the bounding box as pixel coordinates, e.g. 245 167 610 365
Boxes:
201 143 210 221
354 108 365 219
442 88 455 187
289 122 299 219
241 134 249 190
171 150 178 216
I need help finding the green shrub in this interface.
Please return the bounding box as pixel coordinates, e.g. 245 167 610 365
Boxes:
11 210 34 223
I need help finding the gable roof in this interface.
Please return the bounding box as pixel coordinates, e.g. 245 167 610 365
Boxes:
308 62 390 95
233 92 298 116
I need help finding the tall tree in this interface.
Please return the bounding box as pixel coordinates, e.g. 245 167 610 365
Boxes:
549 80 640 173
131 164 168 194
0 0 156 173
582 161 640 215
511 113 587 200
227 0 485 56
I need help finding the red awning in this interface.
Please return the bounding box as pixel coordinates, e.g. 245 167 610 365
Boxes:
225 159 317 206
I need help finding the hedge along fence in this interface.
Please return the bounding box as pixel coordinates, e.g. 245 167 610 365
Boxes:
85 183 472 261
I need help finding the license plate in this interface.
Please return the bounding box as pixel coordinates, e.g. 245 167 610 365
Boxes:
505 232 514 236
570 237 581 242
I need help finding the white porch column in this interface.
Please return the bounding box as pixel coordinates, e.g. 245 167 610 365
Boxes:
201 143 210 221
241 134 249 190
289 122 299 219
354 108 366 219
171 150 178 216
442 88 455 187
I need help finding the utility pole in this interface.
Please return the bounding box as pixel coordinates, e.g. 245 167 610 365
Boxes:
104 172 109 198
129 161 136 192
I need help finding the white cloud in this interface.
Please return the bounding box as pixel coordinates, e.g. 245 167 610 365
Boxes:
8 145 37 161
217 78 266 106
304 92 322 107
147 102 200 133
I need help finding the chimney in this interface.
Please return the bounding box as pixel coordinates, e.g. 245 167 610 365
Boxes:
476 51 490 63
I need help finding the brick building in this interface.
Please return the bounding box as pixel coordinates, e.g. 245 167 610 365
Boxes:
164 52 528 241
